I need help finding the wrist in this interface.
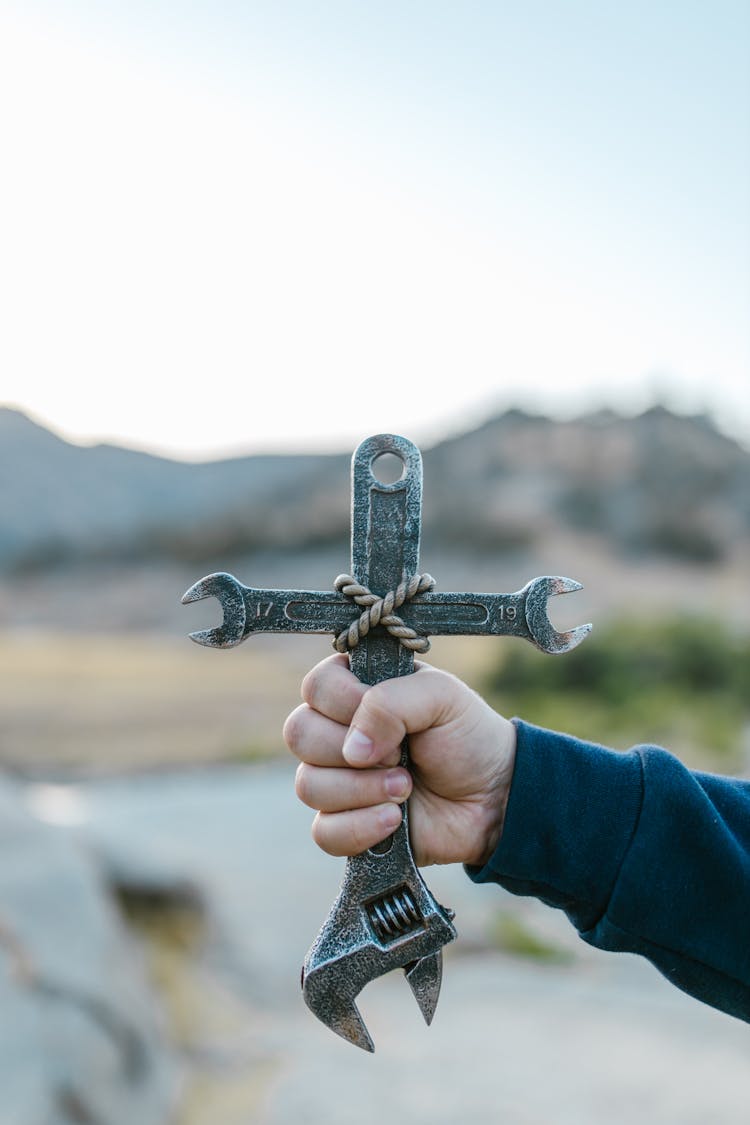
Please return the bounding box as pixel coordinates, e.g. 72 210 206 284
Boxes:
465 715 517 867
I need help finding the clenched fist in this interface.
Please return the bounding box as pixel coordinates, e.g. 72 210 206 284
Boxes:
283 654 517 867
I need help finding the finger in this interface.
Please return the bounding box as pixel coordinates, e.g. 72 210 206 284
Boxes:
342 666 466 766
283 704 347 766
301 653 366 725
284 704 402 769
311 804 403 857
295 762 411 812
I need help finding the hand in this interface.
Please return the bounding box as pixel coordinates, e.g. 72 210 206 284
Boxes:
283 654 517 867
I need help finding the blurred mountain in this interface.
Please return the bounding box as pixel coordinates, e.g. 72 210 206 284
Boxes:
422 406 750 562
0 408 348 572
1 404 748 574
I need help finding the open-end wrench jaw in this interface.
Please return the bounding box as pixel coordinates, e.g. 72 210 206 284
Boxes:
301 814 456 1052
523 576 592 654
181 572 247 648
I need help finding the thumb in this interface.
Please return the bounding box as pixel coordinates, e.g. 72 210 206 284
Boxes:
341 667 463 768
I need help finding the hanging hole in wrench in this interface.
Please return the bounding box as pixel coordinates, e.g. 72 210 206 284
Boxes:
371 451 405 485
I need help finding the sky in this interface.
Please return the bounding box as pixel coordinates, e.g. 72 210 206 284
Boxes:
1 1 748 459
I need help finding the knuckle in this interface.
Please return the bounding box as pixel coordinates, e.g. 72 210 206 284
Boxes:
282 704 311 754
300 666 321 709
311 812 341 857
310 812 327 850
294 762 314 806
282 706 301 751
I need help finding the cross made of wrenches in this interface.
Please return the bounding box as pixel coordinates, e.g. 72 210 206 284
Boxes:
183 433 591 1052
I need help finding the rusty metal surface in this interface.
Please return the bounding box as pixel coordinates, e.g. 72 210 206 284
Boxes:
300 434 455 1052
183 433 591 1051
181 574 590 654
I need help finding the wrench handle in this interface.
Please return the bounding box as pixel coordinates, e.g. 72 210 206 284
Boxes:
346 434 424 859
347 434 424 687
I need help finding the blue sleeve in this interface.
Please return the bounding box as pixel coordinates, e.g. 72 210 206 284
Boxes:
466 719 750 1022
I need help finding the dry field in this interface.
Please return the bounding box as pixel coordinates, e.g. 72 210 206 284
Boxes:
1 544 747 776
0 627 500 776
0 630 317 774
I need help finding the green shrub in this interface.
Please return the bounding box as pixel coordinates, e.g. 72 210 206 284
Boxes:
481 616 750 768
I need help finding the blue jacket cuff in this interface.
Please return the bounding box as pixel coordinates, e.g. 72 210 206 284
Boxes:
466 719 644 932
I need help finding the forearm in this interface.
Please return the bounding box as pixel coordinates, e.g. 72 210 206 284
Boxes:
466 720 750 1022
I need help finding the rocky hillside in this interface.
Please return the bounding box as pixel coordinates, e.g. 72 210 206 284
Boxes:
0 408 347 571
422 407 750 561
1 404 748 574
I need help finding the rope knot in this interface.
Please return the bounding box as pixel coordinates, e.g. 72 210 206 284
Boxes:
333 572 435 654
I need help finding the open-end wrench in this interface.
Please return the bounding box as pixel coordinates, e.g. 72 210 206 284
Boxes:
183 433 591 1050
182 571 590 656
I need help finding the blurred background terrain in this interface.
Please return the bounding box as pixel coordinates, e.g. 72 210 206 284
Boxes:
2 402 748 775
1 407 750 1125
1 403 748 1124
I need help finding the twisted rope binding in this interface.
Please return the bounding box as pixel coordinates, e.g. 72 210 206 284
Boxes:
333 572 436 654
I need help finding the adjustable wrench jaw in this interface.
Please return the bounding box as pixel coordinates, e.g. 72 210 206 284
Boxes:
301 814 456 1052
